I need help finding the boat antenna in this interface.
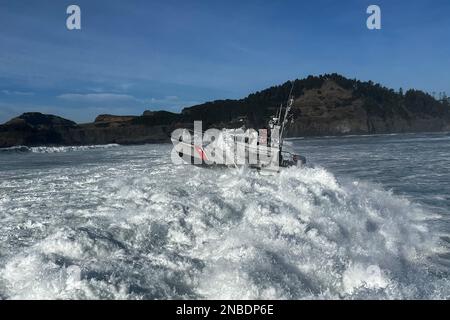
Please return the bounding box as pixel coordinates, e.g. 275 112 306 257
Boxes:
280 81 295 145
276 103 282 124
287 80 295 102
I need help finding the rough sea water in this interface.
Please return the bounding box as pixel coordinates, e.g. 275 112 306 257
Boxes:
0 132 449 300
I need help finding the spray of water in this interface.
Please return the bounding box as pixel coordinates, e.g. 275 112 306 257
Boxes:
0 146 448 299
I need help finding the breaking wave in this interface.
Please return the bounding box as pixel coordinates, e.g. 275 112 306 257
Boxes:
30 144 120 153
0 144 120 154
0 153 448 299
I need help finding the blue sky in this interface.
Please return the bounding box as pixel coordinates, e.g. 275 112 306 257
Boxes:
0 0 449 123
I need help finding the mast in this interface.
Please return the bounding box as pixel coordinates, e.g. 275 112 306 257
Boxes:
279 81 294 148
276 103 282 124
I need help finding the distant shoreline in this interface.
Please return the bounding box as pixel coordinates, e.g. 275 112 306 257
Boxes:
1 74 449 148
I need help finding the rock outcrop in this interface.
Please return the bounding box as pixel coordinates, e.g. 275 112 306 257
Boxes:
0 113 78 147
0 112 171 147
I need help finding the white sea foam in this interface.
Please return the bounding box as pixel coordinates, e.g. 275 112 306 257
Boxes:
0 144 120 154
30 144 120 153
0 142 449 299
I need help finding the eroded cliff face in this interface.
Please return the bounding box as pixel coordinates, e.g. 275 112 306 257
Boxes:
0 113 78 147
0 112 171 148
288 80 369 136
1 75 450 147
286 80 450 136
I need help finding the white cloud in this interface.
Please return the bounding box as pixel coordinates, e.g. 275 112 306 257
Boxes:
57 93 141 103
1 90 35 96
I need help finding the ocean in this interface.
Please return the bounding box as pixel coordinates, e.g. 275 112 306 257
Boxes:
0 132 449 299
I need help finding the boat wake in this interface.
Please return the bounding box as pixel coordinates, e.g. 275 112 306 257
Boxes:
0 157 449 299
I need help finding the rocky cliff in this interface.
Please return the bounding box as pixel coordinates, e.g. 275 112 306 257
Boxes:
1 74 450 147
0 112 171 148
181 74 450 136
